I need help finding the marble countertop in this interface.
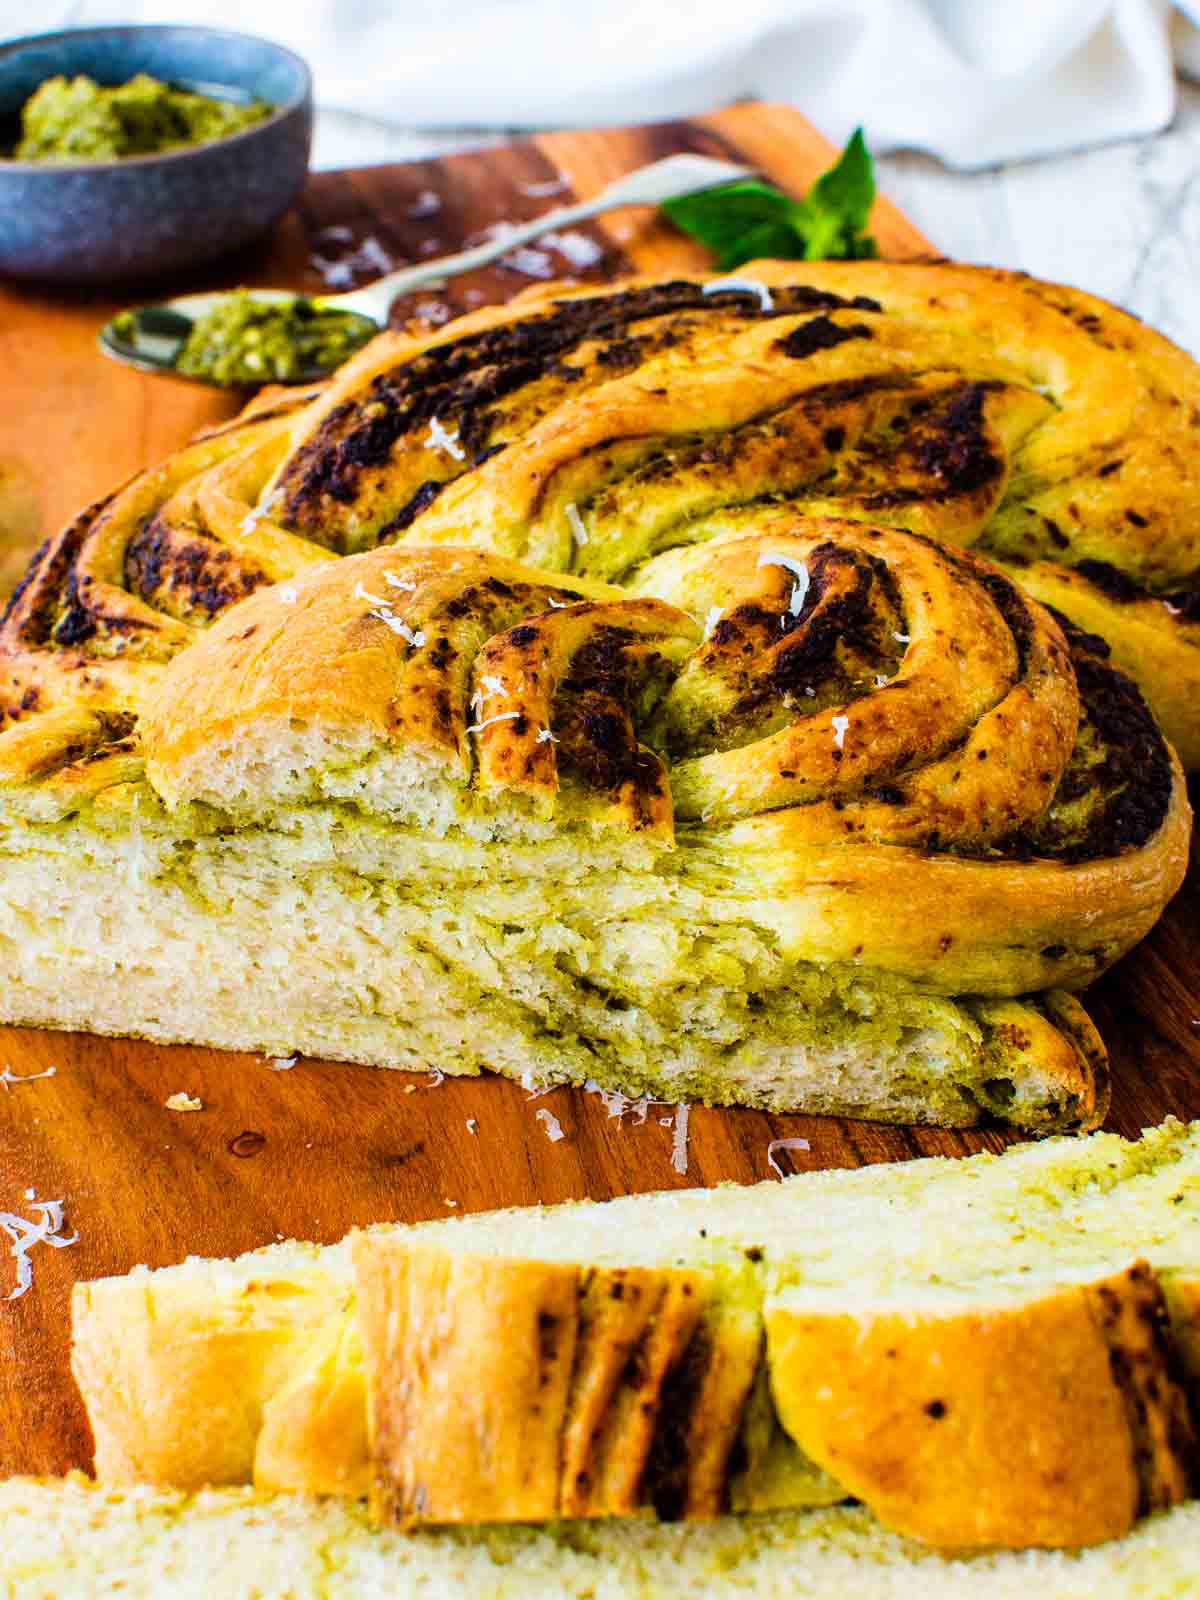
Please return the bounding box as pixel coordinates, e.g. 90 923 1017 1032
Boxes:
312 82 1200 358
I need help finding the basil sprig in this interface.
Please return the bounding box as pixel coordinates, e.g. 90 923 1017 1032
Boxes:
661 129 877 269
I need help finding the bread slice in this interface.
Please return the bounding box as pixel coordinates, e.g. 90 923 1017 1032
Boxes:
73 1118 1200 1550
5 1478 1200 1600
768 1262 1199 1549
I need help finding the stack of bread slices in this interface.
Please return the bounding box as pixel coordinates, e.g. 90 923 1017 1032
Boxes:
7 1117 1200 1595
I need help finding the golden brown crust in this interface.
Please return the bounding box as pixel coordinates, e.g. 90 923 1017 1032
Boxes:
765 1263 1200 1549
353 1235 746 1527
70 1259 360 1493
356 1247 581 1524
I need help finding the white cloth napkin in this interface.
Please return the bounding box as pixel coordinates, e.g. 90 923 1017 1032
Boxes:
6 0 1200 169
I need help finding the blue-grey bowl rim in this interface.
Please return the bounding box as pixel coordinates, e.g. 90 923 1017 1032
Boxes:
0 23 312 172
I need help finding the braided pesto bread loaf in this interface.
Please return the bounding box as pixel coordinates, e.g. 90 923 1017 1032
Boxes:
72 1118 1200 1552
0 265 1192 1127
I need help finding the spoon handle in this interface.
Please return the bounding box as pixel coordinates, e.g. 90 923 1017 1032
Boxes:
325 153 751 323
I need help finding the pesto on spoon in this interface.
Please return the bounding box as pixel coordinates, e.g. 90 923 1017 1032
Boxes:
115 291 377 386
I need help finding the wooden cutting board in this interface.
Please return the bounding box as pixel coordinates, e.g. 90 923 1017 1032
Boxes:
0 101 1196 1481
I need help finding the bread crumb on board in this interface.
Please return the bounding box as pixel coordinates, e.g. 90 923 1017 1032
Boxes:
164 1092 203 1112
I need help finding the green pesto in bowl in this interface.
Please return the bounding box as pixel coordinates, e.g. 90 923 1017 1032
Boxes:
15 71 271 162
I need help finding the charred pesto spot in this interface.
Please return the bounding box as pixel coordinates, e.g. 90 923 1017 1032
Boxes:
913 382 1003 496
974 566 1036 674
52 571 98 647
1018 625 1173 863
1076 559 1142 604
125 512 268 622
775 316 873 360
377 478 443 538
6 493 115 650
536 1310 561 1369
1043 604 1111 660
595 336 650 369
644 1321 716 1522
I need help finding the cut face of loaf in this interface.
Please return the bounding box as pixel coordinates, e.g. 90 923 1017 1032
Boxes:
10 1481 1200 1600
73 1118 1200 1550
0 264 1194 1130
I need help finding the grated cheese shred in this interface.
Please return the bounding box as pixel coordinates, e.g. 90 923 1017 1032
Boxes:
767 1137 812 1178
0 1066 56 1090
584 1079 651 1124
671 1104 691 1175
565 503 589 547
831 714 850 750
0 1197 77 1301
535 1108 566 1143
702 277 773 313
425 416 466 461
240 486 283 535
466 711 521 736
542 230 603 269
519 176 567 198
369 610 426 647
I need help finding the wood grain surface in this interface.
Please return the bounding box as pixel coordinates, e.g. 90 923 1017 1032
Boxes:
0 102 1196 1483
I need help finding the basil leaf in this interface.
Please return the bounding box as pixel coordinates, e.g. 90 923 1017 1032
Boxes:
660 129 877 268
805 127 875 246
660 179 805 271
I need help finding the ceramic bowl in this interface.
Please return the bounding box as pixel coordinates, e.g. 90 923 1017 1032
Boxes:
0 25 312 285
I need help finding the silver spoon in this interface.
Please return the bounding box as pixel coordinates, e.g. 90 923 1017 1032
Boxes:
97 153 752 387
